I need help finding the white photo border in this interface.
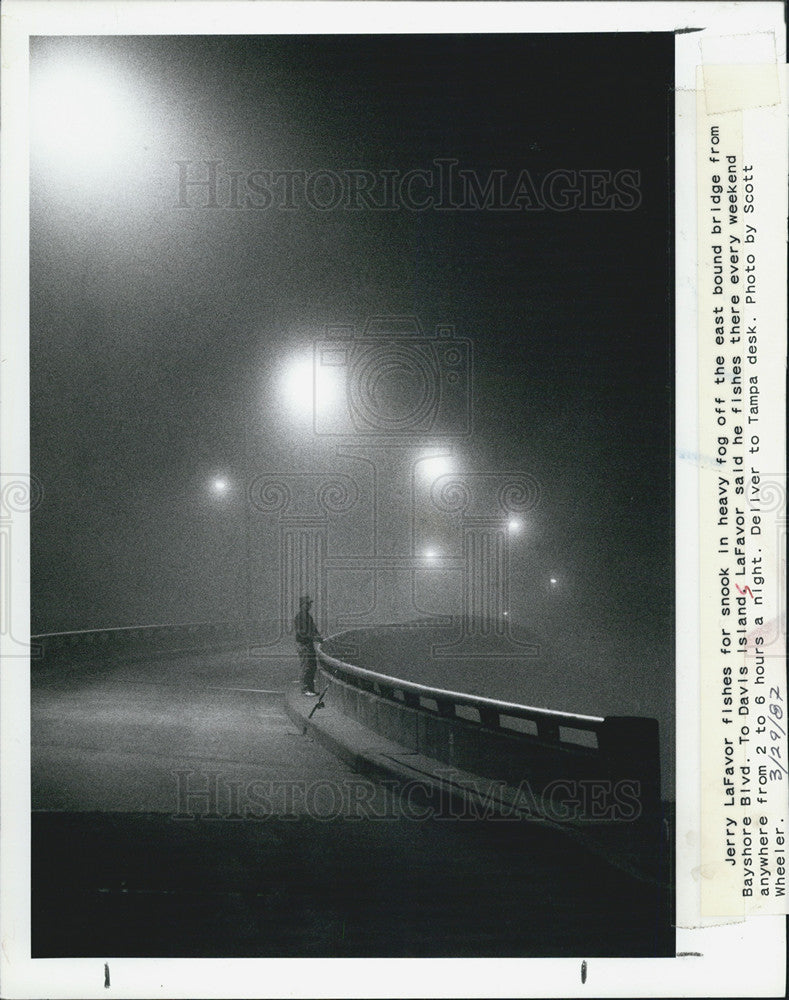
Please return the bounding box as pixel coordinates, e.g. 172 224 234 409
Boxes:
1 2 786 997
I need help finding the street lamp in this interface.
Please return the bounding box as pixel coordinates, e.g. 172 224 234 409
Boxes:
417 451 454 484
30 51 143 180
280 354 341 424
209 475 252 626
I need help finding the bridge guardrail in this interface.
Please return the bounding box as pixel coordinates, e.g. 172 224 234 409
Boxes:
317 630 662 825
318 643 606 740
30 619 251 661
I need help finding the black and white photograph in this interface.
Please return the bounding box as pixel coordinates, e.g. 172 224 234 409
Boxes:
1 2 786 997
26 26 675 959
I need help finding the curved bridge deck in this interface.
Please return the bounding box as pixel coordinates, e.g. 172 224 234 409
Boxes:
32 643 673 957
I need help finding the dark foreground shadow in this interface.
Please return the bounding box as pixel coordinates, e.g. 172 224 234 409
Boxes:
33 808 673 958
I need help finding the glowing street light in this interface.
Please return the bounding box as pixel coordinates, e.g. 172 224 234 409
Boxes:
423 547 439 561
208 475 253 619
281 358 315 416
507 518 523 533
416 451 454 484
30 52 143 178
280 355 341 423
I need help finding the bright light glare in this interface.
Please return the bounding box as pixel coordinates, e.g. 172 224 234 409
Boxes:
31 57 135 174
281 356 341 421
423 547 439 561
213 479 228 492
550 577 558 586
417 452 454 483
507 518 523 533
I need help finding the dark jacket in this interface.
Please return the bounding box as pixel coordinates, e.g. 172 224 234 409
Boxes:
294 608 321 646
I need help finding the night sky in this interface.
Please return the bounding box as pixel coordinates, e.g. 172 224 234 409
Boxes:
30 32 674 666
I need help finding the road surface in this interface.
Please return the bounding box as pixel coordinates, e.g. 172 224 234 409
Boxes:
31 644 673 957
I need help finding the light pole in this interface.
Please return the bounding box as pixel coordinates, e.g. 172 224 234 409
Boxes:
210 475 252 632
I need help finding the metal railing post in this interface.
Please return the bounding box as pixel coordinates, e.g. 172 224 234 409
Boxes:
598 716 661 822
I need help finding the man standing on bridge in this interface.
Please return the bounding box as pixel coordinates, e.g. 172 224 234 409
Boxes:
294 595 322 696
